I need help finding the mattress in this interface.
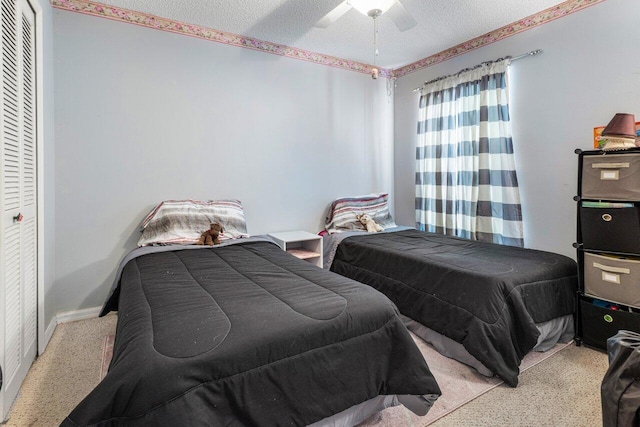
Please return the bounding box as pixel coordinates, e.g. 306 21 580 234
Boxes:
62 239 440 426
328 229 577 387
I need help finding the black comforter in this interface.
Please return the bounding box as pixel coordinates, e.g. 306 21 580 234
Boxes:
63 240 440 426
330 229 577 387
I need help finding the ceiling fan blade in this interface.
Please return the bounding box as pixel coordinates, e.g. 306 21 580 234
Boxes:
386 1 417 32
315 1 352 28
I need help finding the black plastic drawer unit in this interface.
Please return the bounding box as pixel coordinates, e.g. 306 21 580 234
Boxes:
576 149 640 351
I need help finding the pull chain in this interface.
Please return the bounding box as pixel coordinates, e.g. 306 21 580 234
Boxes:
374 15 379 60
371 14 379 79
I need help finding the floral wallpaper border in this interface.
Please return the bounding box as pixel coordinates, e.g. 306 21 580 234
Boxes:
51 0 606 79
393 0 606 77
50 0 394 78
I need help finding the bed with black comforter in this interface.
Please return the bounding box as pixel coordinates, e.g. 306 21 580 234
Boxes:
328 229 577 387
62 238 440 427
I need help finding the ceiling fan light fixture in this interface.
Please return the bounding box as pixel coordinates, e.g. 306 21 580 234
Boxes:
348 0 397 17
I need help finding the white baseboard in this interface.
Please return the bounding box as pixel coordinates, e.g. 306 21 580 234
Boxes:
38 317 57 355
44 317 56 345
56 306 102 324
37 307 102 355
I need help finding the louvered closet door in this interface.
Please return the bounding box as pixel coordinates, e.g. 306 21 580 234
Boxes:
0 0 37 421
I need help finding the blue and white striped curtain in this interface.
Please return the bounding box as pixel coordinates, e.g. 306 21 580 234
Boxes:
415 59 524 246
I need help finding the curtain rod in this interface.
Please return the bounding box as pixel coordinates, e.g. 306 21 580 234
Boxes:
412 49 543 92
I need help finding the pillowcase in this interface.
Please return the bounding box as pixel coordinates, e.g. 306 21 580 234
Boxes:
137 199 249 247
324 193 397 234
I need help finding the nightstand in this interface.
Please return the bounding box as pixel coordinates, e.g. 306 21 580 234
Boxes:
267 231 323 268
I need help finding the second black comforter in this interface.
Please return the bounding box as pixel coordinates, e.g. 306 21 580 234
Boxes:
330 229 577 386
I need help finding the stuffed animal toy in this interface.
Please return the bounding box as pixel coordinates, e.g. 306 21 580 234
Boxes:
356 214 383 233
197 223 223 246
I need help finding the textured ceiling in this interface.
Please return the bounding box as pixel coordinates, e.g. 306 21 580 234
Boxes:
86 0 569 69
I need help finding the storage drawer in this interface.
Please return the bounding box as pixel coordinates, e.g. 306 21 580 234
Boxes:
580 204 640 253
580 298 640 350
582 153 640 201
584 253 640 308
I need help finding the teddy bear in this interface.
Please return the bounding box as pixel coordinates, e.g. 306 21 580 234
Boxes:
356 213 383 233
197 223 224 246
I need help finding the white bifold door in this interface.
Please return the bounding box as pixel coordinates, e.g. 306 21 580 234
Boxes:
0 0 38 421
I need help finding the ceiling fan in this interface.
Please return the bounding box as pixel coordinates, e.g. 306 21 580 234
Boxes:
315 0 417 32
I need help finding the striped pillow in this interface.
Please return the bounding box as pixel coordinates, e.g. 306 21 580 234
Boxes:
137 199 249 247
325 193 397 233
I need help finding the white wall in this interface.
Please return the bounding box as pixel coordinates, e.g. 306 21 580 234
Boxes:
52 0 639 313
41 0 56 340
394 0 640 259
52 10 394 313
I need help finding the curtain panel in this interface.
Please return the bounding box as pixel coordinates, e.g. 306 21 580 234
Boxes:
415 59 524 247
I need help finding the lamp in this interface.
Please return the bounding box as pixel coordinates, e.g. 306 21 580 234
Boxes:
599 113 638 151
349 0 397 17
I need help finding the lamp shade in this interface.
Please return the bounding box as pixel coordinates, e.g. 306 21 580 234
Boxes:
602 113 637 138
600 113 638 151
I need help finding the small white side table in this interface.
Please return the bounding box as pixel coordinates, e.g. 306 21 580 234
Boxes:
267 230 323 268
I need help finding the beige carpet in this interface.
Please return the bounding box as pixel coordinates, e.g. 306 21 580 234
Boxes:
5 315 608 426
4 314 117 427
429 342 608 427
